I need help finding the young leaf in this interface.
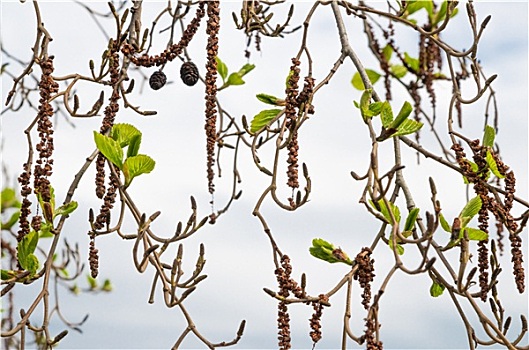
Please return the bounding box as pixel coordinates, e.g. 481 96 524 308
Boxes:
1 187 21 209
227 72 245 86
17 230 39 272
238 63 255 77
439 213 451 233
382 45 393 61
351 69 381 90
1 269 17 281
250 109 282 133
390 64 408 78
404 52 419 72
127 134 142 158
368 102 384 116
380 101 393 128
102 279 113 292
24 254 40 275
462 161 479 184
392 119 423 137
256 93 284 106
309 238 352 265
87 275 98 289
482 125 495 148
486 150 505 179
389 238 405 255
94 132 124 169
54 201 78 218
459 196 482 220
215 57 228 82
123 155 156 187
1 211 20 230
404 208 420 232
465 227 488 241
111 123 141 148
370 199 401 224
388 101 413 130
359 89 373 120
430 280 445 297
39 222 54 238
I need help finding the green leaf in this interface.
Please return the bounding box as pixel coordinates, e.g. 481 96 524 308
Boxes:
17 230 39 272
122 154 156 187
309 238 352 265
406 0 433 16
482 125 495 148
368 102 384 117
359 89 373 120
404 208 420 232
1 188 21 209
486 150 505 179
388 101 413 130
215 57 228 82
439 213 451 233
392 119 423 137
459 196 482 220
380 101 393 128
351 69 381 90
463 161 479 184
285 69 295 89
127 134 142 158
390 64 408 78
389 238 405 255
111 123 142 148
2 211 20 230
1 269 17 281
238 63 255 77
227 72 245 86
39 222 54 238
25 254 39 275
382 45 393 61
430 280 445 297
256 93 284 106
465 227 488 241
433 1 459 26
94 132 124 169
54 201 78 218
370 199 401 224
404 52 419 72
250 109 282 133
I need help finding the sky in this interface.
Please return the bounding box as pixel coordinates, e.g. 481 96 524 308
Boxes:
1 1 528 349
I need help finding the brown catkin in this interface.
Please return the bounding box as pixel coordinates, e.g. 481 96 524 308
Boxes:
204 0 220 195
354 247 375 310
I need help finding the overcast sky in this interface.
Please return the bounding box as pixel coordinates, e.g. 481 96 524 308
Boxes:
1 1 528 349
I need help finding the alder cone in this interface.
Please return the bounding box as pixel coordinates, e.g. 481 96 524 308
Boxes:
149 71 167 90
180 61 199 86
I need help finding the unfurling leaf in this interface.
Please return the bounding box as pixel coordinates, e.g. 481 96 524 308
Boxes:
382 45 393 61
54 201 78 218
465 227 488 241
392 119 423 137
482 125 495 148
404 207 420 232
351 69 381 90
227 72 245 86
390 64 408 78
216 57 228 82
388 101 413 130
380 101 393 128
439 213 451 233
256 93 285 106
123 154 156 187
17 230 39 275
430 280 445 297
94 132 124 169
111 123 142 148
404 52 420 72
250 109 282 133
459 196 482 220
309 238 352 265
359 89 373 120
486 150 505 179
370 198 401 224
238 63 255 77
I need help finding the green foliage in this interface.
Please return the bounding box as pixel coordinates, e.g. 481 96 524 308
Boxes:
256 93 285 106
351 69 381 90
382 45 393 61
439 213 451 233
486 150 505 179
459 196 482 220
94 132 124 169
123 155 156 187
430 280 445 297
464 227 488 241
250 109 282 133
390 65 408 78
404 208 420 232
1 188 21 210
370 198 401 224
216 57 255 89
309 238 352 265
404 52 419 72
54 201 78 219
380 101 393 128
482 125 495 148
17 230 40 276
94 123 156 187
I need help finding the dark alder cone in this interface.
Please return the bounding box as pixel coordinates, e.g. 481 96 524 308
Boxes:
149 71 167 90
180 61 199 86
